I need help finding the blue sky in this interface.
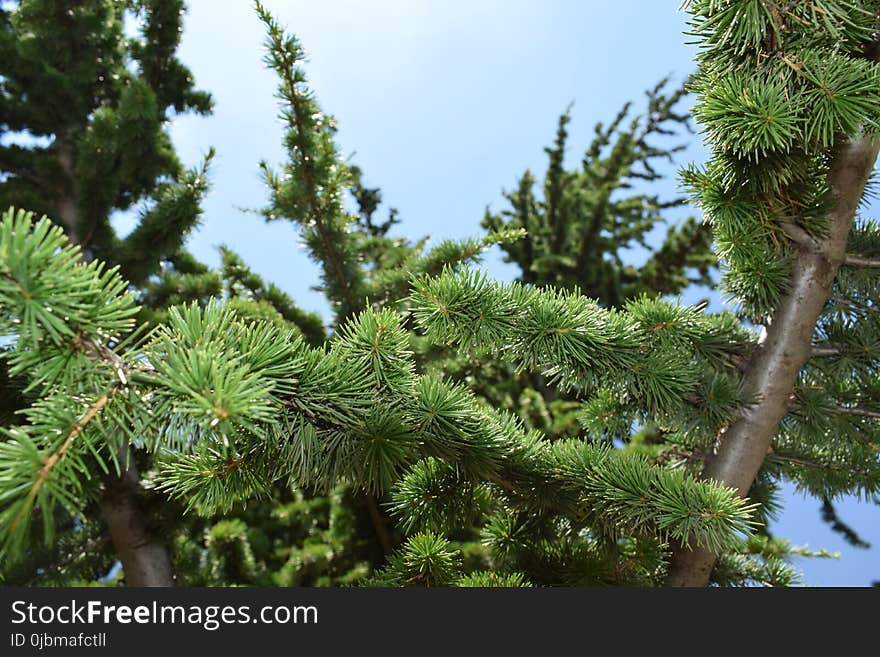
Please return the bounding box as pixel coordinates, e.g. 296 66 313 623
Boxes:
146 0 879 585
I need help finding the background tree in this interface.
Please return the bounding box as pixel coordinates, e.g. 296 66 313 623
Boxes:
0 0 517 586
453 82 716 440
0 0 213 585
483 81 713 304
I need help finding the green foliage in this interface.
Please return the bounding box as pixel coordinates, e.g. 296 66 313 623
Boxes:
483 78 714 305
114 150 215 286
679 0 880 516
0 209 143 558
254 1 366 323
166 483 375 587
253 1 529 327
682 0 880 320
4 1 878 588
411 266 751 430
369 532 463 587
0 0 219 586
0 0 212 269
1 208 757 575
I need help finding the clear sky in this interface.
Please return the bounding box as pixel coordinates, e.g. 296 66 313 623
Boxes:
142 0 880 586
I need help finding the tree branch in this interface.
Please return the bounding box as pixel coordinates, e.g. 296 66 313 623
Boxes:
767 453 874 476
53 185 173 586
810 346 840 357
365 495 394 555
843 253 880 268
6 386 117 537
274 42 359 321
835 406 880 420
780 221 821 252
53 134 85 250
666 134 880 587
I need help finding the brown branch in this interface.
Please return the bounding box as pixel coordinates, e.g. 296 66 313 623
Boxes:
780 221 821 251
1 270 32 300
786 398 880 436
844 253 880 268
835 406 880 420
4 329 146 542
810 346 840 357
100 450 174 587
365 495 394 556
767 453 874 477
7 386 118 537
45 132 172 586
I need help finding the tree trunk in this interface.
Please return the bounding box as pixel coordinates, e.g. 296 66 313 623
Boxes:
56 135 175 587
100 469 175 587
666 135 880 587
55 136 82 247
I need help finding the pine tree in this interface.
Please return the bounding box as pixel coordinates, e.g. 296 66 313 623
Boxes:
3 1 878 588
459 81 716 441
0 0 213 585
483 80 714 305
403 1 880 586
665 0 880 585
0 0 520 586
0 2 766 588
0 206 756 584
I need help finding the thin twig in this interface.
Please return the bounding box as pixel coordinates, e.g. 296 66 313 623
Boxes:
7 385 120 536
274 38 359 319
810 346 840 357
835 406 880 420
767 453 872 476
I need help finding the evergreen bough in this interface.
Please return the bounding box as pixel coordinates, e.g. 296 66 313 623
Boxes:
1 1 878 587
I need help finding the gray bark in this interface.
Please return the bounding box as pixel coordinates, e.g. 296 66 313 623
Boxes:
100 464 175 587
666 135 880 587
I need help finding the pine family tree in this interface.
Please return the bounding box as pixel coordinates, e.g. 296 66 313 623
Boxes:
0 0 214 585
1 0 413 587
0 0 521 586
459 81 716 441
1 1 879 587
666 0 880 585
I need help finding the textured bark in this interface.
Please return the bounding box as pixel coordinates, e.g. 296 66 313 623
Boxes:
666 135 880 587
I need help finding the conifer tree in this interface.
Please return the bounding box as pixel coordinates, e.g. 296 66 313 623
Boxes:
665 0 880 585
404 2 880 586
0 2 782 588
0 206 757 584
0 0 520 586
461 82 716 440
0 0 213 585
2 1 878 588
483 80 714 305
